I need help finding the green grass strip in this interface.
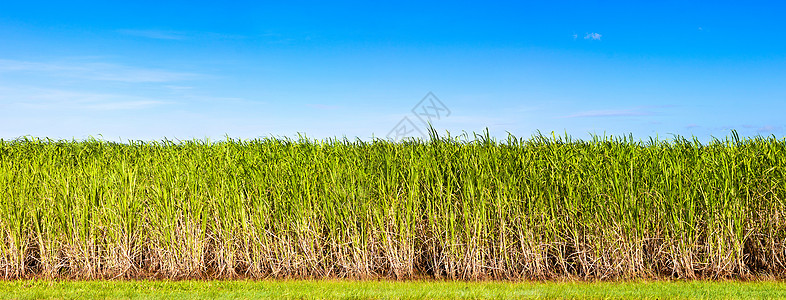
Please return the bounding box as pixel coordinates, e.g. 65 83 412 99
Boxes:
1 280 785 299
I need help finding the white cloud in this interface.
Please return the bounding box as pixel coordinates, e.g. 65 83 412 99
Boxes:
0 87 167 111
117 29 247 41
758 125 778 132
584 32 602 40
117 29 187 40
85 100 164 110
163 85 195 90
0 59 199 83
561 107 651 118
306 103 340 110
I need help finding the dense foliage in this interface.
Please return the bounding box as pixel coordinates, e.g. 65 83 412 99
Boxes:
1 131 784 279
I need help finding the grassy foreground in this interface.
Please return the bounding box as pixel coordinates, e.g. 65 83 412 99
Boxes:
1 131 786 279
2 280 786 299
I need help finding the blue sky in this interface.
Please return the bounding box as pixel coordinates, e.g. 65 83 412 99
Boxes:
1 1 784 141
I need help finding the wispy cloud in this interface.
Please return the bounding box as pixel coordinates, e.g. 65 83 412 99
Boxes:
561 107 654 118
117 29 187 40
757 125 779 133
86 100 164 110
740 124 781 133
584 32 602 40
0 59 199 83
0 87 167 111
163 85 195 91
117 29 246 40
306 103 340 110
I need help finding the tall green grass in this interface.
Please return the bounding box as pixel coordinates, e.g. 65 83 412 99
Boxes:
0 131 784 279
